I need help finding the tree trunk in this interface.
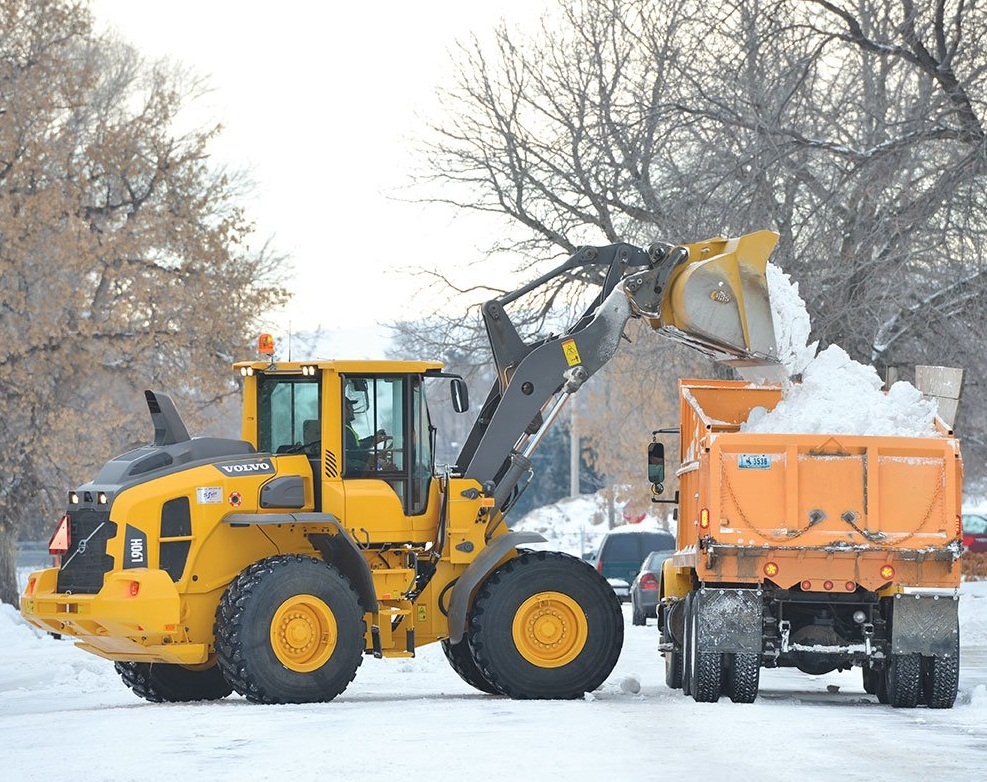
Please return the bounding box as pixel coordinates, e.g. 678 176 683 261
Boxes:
0 533 20 607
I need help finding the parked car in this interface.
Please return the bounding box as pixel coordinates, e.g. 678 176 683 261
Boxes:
630 549 676 625
590 528 676 602
962 513 987 553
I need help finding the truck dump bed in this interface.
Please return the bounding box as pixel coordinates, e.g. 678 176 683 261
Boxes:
675 379 963 591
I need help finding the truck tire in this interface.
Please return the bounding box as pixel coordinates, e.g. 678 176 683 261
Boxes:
113 661 232 703
467 550 623 699
922 628 960 709
681 592 695 697
862 666 879 695
686 591 722 702
662 628 683 690
885 652 921 708
441 638 501 695
214 555 364 704
726 653 759 703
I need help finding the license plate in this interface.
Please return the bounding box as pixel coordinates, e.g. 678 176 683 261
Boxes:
738 454 771 469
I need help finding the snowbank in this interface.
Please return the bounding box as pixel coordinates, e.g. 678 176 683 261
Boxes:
511 494 673 558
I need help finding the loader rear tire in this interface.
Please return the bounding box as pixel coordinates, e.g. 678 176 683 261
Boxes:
441 639 501 695
215 555 364 704
468 550 623 699
114 661 232 703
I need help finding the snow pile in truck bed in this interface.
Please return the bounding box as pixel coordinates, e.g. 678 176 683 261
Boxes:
743 344 939 437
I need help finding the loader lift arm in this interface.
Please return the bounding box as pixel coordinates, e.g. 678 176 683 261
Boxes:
454 230 779 519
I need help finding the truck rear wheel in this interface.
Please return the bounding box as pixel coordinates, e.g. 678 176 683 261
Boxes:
685 590 722 702
215 555 364 704
885 652 921 708
862 665 879 695
922 628 960 709
681 592 695 696
114 661 232 703
441 638 501 694
662 627 683 690
467 550 623 699
725 653 760 703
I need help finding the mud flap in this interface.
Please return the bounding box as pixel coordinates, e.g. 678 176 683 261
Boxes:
890 593 960 656
696 588 763 654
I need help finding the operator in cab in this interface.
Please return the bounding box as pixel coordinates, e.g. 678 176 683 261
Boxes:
344 397 386 476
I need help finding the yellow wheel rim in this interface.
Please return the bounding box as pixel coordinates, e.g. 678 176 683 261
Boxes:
270 594 337 673
511 591 588 668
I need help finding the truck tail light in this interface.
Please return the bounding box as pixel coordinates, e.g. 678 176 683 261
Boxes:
48 514 71 556
763 561 779 578
699 508 710 530
880 565 895 581
129 581 140 598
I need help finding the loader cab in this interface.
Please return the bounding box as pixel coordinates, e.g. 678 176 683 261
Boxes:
236 356 459 541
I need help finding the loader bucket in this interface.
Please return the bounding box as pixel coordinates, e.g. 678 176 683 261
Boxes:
644 230 779 365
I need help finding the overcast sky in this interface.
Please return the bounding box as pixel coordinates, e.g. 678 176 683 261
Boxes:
90 0 544 340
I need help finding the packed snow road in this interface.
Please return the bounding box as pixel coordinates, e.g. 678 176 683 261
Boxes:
2 583 985 782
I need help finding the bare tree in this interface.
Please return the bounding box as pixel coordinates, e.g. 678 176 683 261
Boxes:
0 0 288 604
416 0 987 495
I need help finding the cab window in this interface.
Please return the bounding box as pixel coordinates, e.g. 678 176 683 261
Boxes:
257 376 320 454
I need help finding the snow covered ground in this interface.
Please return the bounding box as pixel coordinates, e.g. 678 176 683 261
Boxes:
3 552 986 781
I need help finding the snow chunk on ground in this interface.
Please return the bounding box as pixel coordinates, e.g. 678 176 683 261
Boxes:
743 344 938 437
767 262 818 377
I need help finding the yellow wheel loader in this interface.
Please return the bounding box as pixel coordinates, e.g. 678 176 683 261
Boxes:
20 230 780 704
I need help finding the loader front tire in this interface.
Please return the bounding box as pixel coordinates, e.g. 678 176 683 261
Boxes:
441 639 501 695
114 661 232 703
468 550 623 699
215 555 364 704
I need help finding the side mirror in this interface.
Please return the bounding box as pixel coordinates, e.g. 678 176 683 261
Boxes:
451 378 470 413
648 440 665 485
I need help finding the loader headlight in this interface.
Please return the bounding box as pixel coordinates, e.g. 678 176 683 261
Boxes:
97 491 109 505
68 491 79 505
240 367 255 377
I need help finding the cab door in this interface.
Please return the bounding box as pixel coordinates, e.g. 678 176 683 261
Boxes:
341 374 437 543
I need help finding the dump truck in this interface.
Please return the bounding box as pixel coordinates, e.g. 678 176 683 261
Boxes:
651 378 964 708
20 231 781 704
